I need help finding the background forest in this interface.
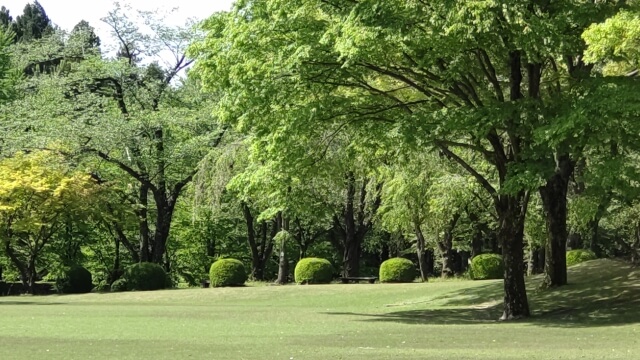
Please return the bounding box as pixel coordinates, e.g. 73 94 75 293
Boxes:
1 0 640 322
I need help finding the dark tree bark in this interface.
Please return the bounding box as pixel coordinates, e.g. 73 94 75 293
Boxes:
457 251 470 273
333 172 381 277
466 211 486 258
4 224 57 294
241 202 275 281
293 219 327 261
539 154 573 288
527 246 544 276
437 213 460 278
150 196 177 264
498 192 530 320
424 249 435 276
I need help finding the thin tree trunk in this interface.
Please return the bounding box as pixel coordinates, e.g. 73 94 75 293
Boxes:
425 249 434 276
138 183 151 262
241 202 264 280
414 224 428 282
632 222 640 265
111 234 121 283
527 247 545 276
438 213 460 278
540 154 573 288
276 216 289 285
342 172 360 277
5 241 28 292
27 258 37 295
113 222 139 263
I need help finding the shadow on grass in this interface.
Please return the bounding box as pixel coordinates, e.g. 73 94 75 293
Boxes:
0 301 66 305
325 259 640 328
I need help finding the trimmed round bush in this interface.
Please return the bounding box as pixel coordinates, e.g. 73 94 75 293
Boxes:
294 258 333 284
209 259 247 287
379 257 416 283
124 263 167 291
55 266 93 294
470 254 503 280
110 279 128 292
566 249 597 267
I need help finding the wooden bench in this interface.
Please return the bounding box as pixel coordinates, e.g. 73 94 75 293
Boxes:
340 277 377 284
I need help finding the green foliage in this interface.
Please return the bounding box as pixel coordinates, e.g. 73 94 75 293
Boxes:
110 278 128 292
470 254 504 280
294 258 333 284
123 263 167 291
93 281 110 293
209 258 247 287
55 265 93 294
0 151 103 290
567 249 597 267
379 258 415 283
13 0 52 42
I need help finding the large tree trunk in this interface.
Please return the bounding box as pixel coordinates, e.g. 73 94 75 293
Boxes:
414 224 429 282
342 234 362 277
498 193 530 321
151 199 175 264
539 154 573 288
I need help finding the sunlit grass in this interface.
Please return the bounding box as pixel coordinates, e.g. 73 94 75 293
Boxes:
0 259 638 359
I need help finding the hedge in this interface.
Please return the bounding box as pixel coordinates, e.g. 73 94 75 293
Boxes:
55 266 93 294
209 259 247 287
380 258 415 283
470 254 503 280
124 263 167 291
294 258 333 284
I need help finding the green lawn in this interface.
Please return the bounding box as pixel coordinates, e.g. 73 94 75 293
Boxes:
1 259 640 359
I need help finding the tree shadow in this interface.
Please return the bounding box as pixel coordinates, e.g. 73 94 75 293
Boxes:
0 301 66 305
325 260 640 328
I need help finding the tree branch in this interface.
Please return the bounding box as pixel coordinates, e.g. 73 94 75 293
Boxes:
85 148 156 192
436 142 497 197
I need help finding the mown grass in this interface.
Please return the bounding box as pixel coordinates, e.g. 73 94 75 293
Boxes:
1 259 639 359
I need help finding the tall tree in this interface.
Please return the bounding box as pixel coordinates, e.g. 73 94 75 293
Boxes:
0 151 101 293
192 0 634 319
67 20 101 57
13 1 52 42
0 6 13 28
9 7 223 267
